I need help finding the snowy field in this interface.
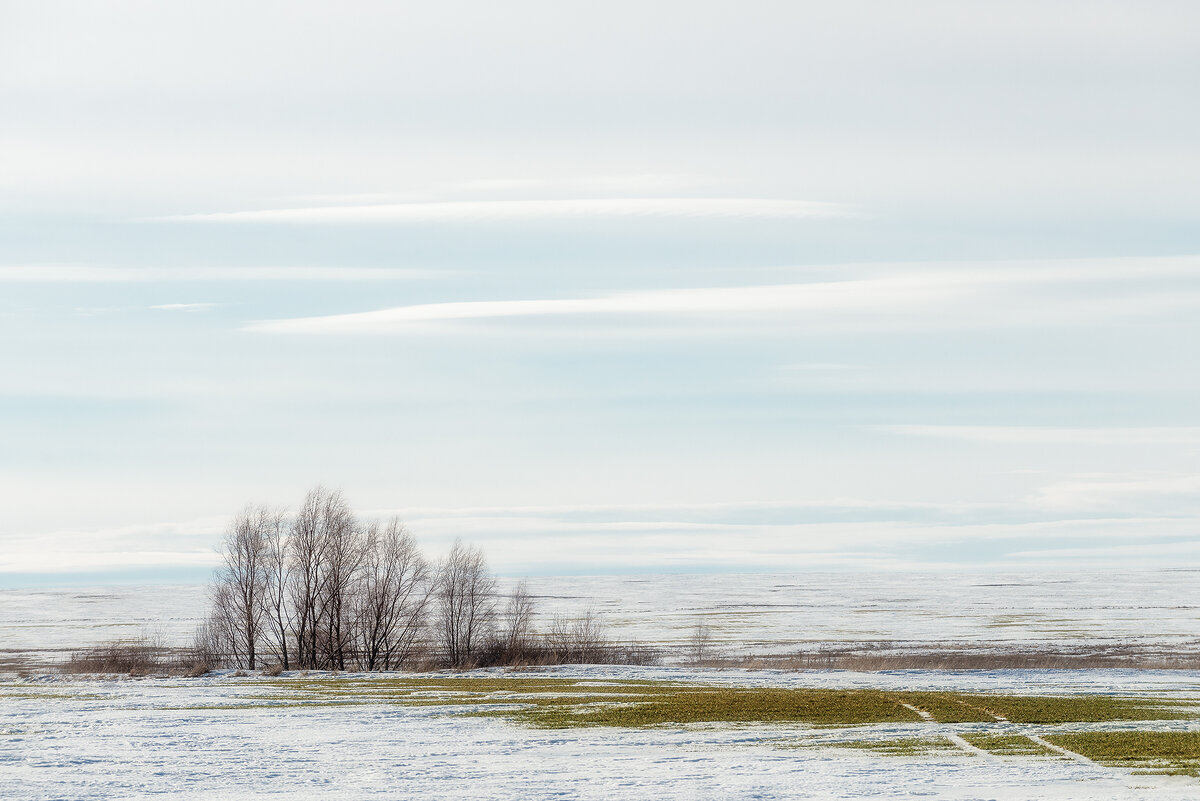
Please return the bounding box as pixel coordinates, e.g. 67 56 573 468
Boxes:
4 569 1200 666
4 666 1200 800
5 570 1200 799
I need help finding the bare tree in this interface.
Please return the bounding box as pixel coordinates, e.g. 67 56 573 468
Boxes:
288 487 327 670
688 619 713 666
500 579 536 662
190 615 224 671
547 607 610 664
213 505 273 669
320 498 364 670
570 607 610 664
436 539 496 668
208 583 242 666
199 487 448 673
258 508 291 669
288 487 358 669
355 518 430 670
547 613 574 663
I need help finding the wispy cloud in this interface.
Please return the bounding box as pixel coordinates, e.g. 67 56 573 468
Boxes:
6 493 1199 575
779 363 862 372
447 174 701 193
157 197 851 223
874 426 1200 445
149 303 217 312
0 264 440 282
244 255 1200 335
284 176 704 205
1006 541 1200 561
1030 473 1200 511
0 517 224 573
245 277 964 333
368 500 1200 542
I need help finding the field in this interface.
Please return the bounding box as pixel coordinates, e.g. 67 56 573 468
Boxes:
5 667 1200 800
5 569 1200 669
5 571 1200 798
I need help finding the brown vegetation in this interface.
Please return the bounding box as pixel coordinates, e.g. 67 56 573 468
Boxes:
718 642 1200 671
62 631 209 676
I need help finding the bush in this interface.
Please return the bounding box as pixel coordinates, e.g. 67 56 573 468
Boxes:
63 633 171 675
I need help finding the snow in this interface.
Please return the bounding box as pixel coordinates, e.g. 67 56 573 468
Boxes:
3 668 1200 800
4 569 1200 664
4 570 1199 797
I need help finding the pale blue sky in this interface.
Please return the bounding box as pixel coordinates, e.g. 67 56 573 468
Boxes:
2 1 1200 583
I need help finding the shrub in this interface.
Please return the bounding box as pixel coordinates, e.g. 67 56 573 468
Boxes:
63 633 169 675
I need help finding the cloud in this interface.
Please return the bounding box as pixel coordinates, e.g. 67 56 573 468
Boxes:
157 197 851 223
0 264 439 282
874 426 1200 445
149 303 217 312
0 517 224 574
1030 473 1200 511
243 255 1200 335
245 276 966 333
373 501 1200 547
1006 541 1200 561
327 512 1200 573
5 493 1199 576
779 363 862 372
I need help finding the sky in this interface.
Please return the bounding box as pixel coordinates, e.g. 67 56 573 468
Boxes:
2 1 1200 583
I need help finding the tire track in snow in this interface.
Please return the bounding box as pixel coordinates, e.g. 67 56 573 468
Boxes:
896 702 994 758
949 698 1096 765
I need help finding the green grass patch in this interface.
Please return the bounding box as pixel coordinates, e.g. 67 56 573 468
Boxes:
147 676 1198 735
1045 731 1200 777
895 692 1185 724
131 674 1200 780
232 677 665 710
960 733 1059 756
161 699 375 710
489 687 924 728
157 677 679 711
0 690 104 700
957 695 1188 724
899 692 998 723
237 676 668 700
826 736 963 757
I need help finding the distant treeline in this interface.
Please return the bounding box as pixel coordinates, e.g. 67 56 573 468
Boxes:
197 486 658 672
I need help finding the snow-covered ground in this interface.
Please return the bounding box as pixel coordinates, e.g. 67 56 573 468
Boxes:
4 667 1200 800
4 572 1198 797
4 569 1200 665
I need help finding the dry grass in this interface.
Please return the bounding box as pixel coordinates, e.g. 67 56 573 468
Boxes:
722 643 1200 671
64 638 170 675
62 634 209 677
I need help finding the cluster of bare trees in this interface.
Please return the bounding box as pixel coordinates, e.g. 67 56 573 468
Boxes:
200 486 658 671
